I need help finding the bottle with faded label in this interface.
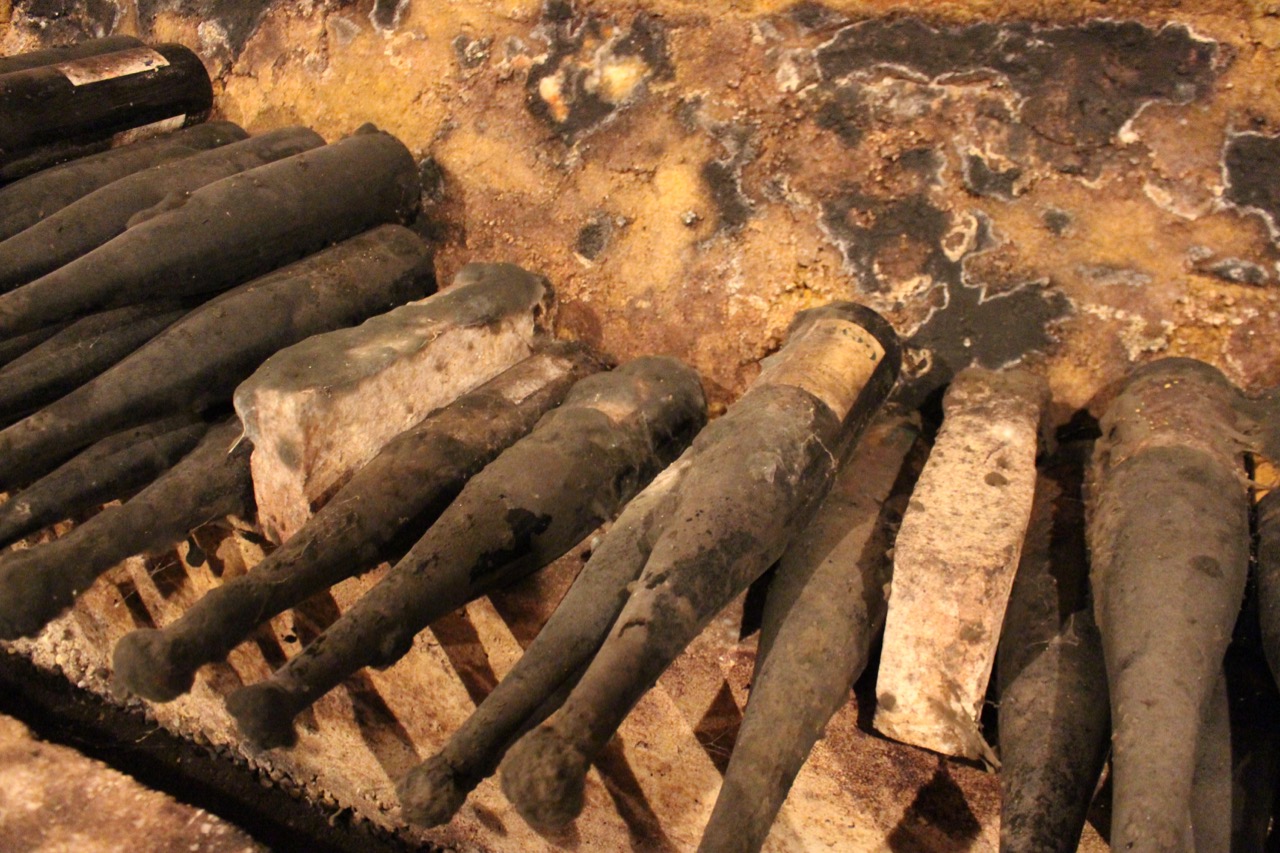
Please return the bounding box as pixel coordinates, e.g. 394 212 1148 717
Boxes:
0 35 144 76
0 43 212 180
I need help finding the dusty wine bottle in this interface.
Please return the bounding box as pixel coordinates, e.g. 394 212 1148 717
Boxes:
0 43 213 178
1259 489 1280 691
399 450 695 828
0 417 253 640
0 120 246 241
0 301 191 424
0 416 208 549
0 129 421 338
0 35 143 76
695 414 919 853
0 225 433 489
224 356 708 750
112 344 604 703
873 367 1048 763
0 321 71 368
1189 671 1231 853
1 136 114 183
235 262 555 543
0 126 325 291
498 302 901 831
997 446 1109 853
1087 358 1251 853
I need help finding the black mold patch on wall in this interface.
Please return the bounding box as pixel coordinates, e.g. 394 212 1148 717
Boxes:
787 1 846 33
575 213 613 260
370 0 409 34
814 85 868 148
526 3 672 143
1202 257 1271 286
1043 208 1073 236
14 0 120 42
962 154 1021 199
136 0 273 60
815 20 1219 153
411 157 468 250
821 192 958 297
702 160 752 234
1225 132 1280 242
613 12 673 79
907 279 1070 406
453 34 493 69
823 192 1069 404
680 103 758 236
897 147 942 179
793 18 1209 402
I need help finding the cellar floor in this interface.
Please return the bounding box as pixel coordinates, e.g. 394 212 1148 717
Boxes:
0 710 261 853
3 526 1113 852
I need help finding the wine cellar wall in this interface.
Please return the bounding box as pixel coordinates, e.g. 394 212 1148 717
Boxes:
7 0 1280 409
2 1 1280 851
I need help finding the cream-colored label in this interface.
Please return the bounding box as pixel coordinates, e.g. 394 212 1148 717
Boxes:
112 115 186 147
54 47 169 86
756 316 885 420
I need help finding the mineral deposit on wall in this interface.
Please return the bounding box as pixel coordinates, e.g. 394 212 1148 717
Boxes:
5 0 1278 416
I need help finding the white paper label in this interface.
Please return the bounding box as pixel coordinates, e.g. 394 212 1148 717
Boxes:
54 47 170 86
